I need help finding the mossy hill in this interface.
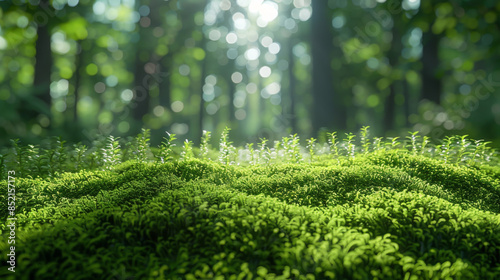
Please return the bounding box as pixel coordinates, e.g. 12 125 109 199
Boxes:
1 129 499 279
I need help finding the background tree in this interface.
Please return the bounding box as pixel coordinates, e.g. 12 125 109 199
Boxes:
0 0 499 148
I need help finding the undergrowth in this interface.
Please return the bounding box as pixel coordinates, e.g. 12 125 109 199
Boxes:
0 127 499 279
0 128 497 180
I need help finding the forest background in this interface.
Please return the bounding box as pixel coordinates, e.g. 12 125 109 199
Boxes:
0 0 499 148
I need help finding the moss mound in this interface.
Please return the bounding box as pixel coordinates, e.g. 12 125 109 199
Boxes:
1 148 500 279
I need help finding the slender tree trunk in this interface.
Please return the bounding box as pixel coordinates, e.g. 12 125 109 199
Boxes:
383 86 396 132
311 1 345 133
288 41 297 133
198 37 208 144
403 79 410 126
421 31 441 104
227 71 235 123
132 56 150 121
33 13 52 121
132 0 152 123
383 25 402 132
159 53 172 109
73 41 83 122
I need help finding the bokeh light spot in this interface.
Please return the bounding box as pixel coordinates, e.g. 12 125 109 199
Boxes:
121 89 133 102
118 121 130 133
235 109 246 120
98 111 113 124
231 72 243 83
226 32 238 44
86 63 98 76
171 123 189 135
171 101 184 112
206 103 219 115
179 64 190 76
94 82 106 93
332 15 345 29
268 42 280 54
366 94 380 107
246 83 257 94
245 47 260 60
153 105 165 116
259 66 271 78
205 75 217 85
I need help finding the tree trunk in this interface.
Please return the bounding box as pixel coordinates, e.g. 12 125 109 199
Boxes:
383 24 403 132
403 79 410 126
132 0 152 123
73 41 83 122
227 71 235 123
159 53 172 109
421 32 441 104
33 12 52 121
198 37 208 144
132 56 150 122
288 41 297 133
311 1 345 134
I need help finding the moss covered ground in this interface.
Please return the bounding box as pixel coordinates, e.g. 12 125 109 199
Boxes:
1 129 499 279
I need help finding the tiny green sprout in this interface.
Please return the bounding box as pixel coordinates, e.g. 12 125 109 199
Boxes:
282 135 293 162
199 130 211 159
246 143 256 165
180 139 194 160
10 139 25 176
406 131 420 154
275 139 283 161
25 144 39 175
389 137 400 150
285 134 302 163
101 135 121 169
328 132 340 162
373 137 383 151
440 136 453 163
56 136 67 169
72 143 88 171
360 126 370 153
259 138 269 164
344 132 356 159
307 138 316 162
456 135 470 164
219 127 233 165
472 140 492 163
44 141 58 176
134 128 151 162
158 131 176 163
421 136 430 155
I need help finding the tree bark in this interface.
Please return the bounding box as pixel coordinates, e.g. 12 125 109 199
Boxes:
311 1 345 134
227 70 235 123
288 41 297 133
132 55 150 122
198 36 208 144
403 79 410 126
72 41 83 122
383 24 403 132
33 10 53 121
421 31 442 104
159 53 172 109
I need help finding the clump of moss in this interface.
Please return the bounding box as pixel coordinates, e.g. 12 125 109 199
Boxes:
0 127 499 280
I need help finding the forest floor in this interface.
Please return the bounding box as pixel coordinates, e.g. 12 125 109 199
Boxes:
1 134 500 279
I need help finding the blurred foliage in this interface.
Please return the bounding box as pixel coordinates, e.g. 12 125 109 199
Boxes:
0 0 499 148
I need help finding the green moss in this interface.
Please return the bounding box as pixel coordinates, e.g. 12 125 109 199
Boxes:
0 129 499 279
